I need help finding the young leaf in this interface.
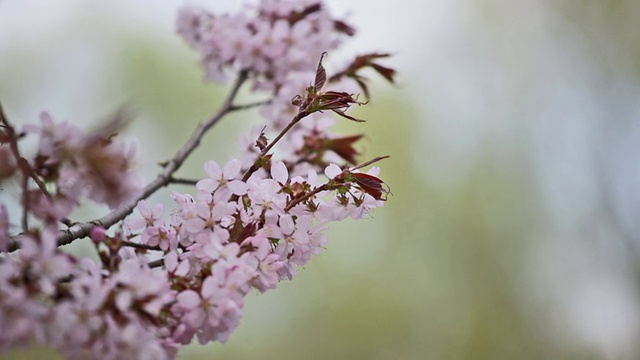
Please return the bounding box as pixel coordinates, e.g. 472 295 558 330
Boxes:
314 52 328 91
351 173 388 200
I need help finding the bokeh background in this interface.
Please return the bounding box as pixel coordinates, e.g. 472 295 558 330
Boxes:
2 1 640 359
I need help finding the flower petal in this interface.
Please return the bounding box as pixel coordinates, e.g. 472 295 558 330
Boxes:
324 163 342 179
204 160 222 180
177 290 201 309
271 161 288 184
227 180 247 195
223 159 242 179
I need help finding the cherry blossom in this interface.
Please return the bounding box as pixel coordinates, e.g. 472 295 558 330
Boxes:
0 0 393 358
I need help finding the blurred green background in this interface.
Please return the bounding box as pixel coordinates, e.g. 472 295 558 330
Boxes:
2 1 640 359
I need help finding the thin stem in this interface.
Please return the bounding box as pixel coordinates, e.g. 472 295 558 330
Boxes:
351 155 390 171
284 184 328 212
229 99 271 111
20 163 29 232
0 103 29 231
149 258 164 269
0 103 51 200
283 156 389 212
169 177 199 186
240 110 310 183
121 240 162 251
5 70 249 252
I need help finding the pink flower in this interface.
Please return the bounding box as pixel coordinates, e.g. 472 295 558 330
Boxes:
142 225 177 251
127 200 165 231
243 235 284 292
177 0 352 90
196 159 247 196
19 227 74 296
271 161 289 184
177 276 232 331
324 163 343 179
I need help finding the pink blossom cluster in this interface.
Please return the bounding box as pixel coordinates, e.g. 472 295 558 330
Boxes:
0 0 394 358
178 1 370 172
125 158 385 346
0 157 385 358
150 160 382 344
0 114 162 358
27 112 142 213
177 0 353 89
0 227 174 359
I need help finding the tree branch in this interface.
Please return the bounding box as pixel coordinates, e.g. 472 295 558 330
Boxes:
5 70 249 252
168 177 199 186
148 258 164 269
229 99 271 111
284 184 329 212
0 103 30 232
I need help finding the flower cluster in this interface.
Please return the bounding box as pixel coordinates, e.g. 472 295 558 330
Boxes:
0 0 394 358
126 157 386 345
177 0 354 89
27 111 142 213
0 228 174 359
178 1 394 177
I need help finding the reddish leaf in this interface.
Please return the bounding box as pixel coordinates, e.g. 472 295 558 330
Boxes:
289 3 322 24
333 19 356 36
351 173 387 200
370 63 396 84
327 53 396 98
325 134 363 164
354 77 370 99
314 52 328 91
332 109 365 123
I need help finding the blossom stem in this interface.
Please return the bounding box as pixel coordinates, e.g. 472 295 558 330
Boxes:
283 156 389 212
284 184 329 212
351 155 390 171
240 109 310 182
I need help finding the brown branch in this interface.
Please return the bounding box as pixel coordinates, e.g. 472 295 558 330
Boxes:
351 155 390 171
283 156 389 212
5 70 249 252
121 240 162 251
284 184 329 212
149 258 164 269
0 103 51 199
0 103 30 231
229 99 271 111
168 177 199 186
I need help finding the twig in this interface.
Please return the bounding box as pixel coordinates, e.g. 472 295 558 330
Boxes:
169 177 199 186
351 155 390 171
5 70 249 252
0 103 52 200
284 184 328 212
121 240 162 251
149 258 164 269
0 103 30 231
240 109 310 182
229 99 271 111
283 156 389 212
